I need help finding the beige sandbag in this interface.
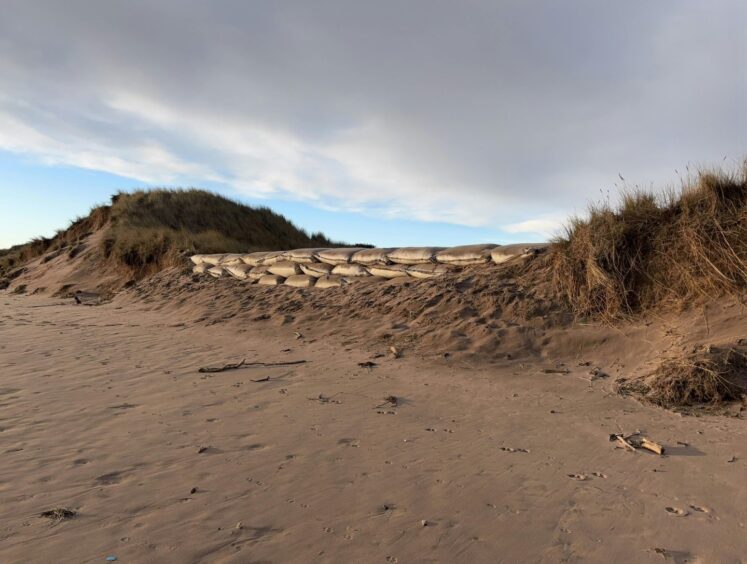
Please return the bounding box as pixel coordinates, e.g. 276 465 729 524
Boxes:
300 262 335 277
491 243 547 264
190 254 208 265
207 266 224 278
218 254 245 266
224 263 252 280
315 275 349 289
285 274 316 288
258 274 286 286
268 261 302 277
283 248 329 263
241 251 272 266
192 263 209 275
406 263 452 279
315 248 367 265
387 247 445 265
435 244 497 265
332 263 371 277
367 263 410 279
248 265 271 280
201 254 226 266
351 248 395 265
258 251 286 266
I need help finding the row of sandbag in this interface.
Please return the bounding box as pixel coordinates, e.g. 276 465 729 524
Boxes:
191 243 544 269
192 259 454 285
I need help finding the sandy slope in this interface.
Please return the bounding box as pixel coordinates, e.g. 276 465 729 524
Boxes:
1 291 746 563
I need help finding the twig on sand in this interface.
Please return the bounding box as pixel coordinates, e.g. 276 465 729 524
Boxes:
198 359 307 373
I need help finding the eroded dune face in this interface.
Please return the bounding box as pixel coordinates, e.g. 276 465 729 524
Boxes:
192 244 547 288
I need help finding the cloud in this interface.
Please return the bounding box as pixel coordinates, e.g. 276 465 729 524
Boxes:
0 0 744 227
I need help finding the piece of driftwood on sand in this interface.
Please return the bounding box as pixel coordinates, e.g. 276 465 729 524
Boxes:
198 359 307 373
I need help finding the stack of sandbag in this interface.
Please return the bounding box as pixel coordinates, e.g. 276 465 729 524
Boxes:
188 242 549 288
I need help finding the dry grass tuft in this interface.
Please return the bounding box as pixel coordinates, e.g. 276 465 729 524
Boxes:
552 161 747 318
618 345 747 409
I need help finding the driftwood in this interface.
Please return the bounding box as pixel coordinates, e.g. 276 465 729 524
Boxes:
198 359 307 374
609 432 665 455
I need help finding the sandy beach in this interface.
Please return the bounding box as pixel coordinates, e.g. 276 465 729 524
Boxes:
1 290 745 563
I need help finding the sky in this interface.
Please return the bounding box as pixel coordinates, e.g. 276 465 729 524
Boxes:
0 1 745 249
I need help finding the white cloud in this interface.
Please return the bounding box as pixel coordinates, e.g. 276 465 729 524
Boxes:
0 0 743 229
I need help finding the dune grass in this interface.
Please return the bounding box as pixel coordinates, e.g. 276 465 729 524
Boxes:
552 162 747 319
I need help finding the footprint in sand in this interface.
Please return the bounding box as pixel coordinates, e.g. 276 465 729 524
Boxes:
665 506 689 517
567 473 589 481
592 472 607 478
689 505 710 514
500 447 529 453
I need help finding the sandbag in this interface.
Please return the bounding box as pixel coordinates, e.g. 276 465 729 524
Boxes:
351 248 395 265
190 254 208 265
491 243 547 264
315 275 349 289
406 263 452 279
201 254 226 266
387 247 445 265
258 251 286 266
224 263 252 280
248 265 271 280
207 266 224 278
268 261 302 277
192 263 210 275
219 254 245 266
283 248 329 263
435 244 497 265
300 262 335 277
315 248 367 265
257 274 286 286
285 274 316 288
241 251 273 266
331 263 371 277
367 263 410 279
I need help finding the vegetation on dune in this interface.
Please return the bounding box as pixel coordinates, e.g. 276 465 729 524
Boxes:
552 162 747 319
0 188 348 278
102 189 346 274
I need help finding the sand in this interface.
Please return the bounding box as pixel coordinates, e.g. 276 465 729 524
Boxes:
1 286 746 563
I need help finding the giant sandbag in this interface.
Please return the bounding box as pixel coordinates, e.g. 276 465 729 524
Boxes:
190 254 208 265
268 261 302 277
315 275 349 289
331 263 371 277
435 244 497 265
207 266 224 278
242 251 273 266
300 262 335 277
283 248 329 264
248 265 271 280
387 247 445 265
367 263 410 279
315 248 367 265
219 254 246 266
192 263 210 275
285 274 316 288
258 274 286 286
224 263 252 280
258 251 286 266
491 243 547 264
201 254 227 266
351 248 395 265
406 263 452 279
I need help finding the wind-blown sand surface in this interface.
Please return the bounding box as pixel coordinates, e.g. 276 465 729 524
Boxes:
1 289 746 563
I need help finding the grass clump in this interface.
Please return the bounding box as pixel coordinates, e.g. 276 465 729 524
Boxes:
618 345 747 409
552 162 747 318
